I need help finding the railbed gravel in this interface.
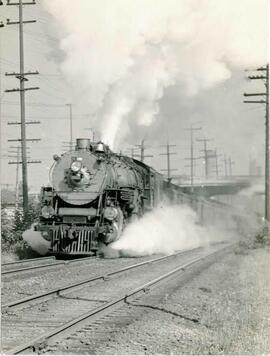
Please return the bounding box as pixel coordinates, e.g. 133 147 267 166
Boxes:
42 243 270 355
2 248 206 352
1 254 164 304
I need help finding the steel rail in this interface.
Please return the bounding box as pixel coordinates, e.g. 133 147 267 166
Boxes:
2 256 94 275
6 245 230 355
3 247 201 310
1 256 56 267
2 261 64 275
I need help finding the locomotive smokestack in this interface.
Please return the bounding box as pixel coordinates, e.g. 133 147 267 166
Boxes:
76 138 91 151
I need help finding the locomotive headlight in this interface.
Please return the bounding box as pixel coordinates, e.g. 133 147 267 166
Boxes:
70 160 82 172
41 206 54 219
104 207 118 221
70 161 82 173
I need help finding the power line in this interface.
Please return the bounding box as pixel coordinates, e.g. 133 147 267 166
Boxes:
2 100 67 107
2 114 88 120
84 127 96 142
4 24 59 44
124 147 140 159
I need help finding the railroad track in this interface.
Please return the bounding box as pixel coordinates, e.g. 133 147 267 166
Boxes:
1 256 94 276
2 256 56 267
2 247 199 310
2 244 232 354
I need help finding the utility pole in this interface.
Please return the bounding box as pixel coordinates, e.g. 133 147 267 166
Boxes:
197 137 213 177
86 128 96 142
184 160 199 184
185 126 201 187
126 147 140 159
160 142 177 180
228 156 235 177
92 129 95 142
5 0 39 216
135 139 153 162
84 121 96 142
66 103 73 151
244 65 269 222
222 154 228 177
130 147 138 159
215 150 219 177
213 149 222 178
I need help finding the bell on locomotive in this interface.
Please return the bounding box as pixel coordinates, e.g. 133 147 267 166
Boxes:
95 141 105 153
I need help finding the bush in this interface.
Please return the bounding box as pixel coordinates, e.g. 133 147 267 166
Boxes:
1 201 40 255
1 207 15 252
14 240 40 259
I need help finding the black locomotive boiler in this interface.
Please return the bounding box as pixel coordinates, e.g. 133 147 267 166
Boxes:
36 138 164 255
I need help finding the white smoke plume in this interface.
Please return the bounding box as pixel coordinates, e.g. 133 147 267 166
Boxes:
43 0 267 148
110 205 229 257
23 225 50 255
232 183 265 230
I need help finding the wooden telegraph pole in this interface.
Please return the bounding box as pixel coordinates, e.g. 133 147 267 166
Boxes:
244 65 269 223
184 126 201 188
5 0 40 216
160 142 177 180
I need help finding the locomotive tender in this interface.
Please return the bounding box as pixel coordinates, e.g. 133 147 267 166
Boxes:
36 138 240 255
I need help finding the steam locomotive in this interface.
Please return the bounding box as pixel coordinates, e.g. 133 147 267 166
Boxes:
35 138 165 255
35 138 242 255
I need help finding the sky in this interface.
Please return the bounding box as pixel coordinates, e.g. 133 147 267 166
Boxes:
0 0 268 192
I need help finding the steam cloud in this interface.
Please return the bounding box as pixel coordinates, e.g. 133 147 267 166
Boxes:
23 225 50 255
110 205 228 257
43 0 267 148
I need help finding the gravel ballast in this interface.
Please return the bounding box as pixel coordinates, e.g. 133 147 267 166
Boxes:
49 244 270 355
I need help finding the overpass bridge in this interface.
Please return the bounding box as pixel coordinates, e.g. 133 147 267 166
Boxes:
172 175 262 198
